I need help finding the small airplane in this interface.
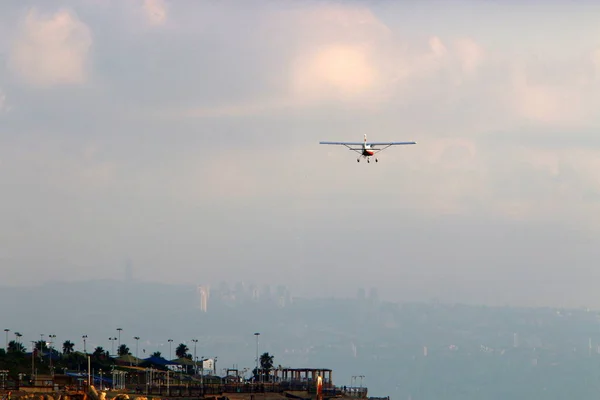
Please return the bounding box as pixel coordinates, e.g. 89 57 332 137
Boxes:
319 134 416 163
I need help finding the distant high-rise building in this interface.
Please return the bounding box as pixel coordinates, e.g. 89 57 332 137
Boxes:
124 259 133 282
357 288 366 301
262 284 272 300
250 284 260 301
368 287 380 306
276 285 292 308
234 281 247 302
197 285 210 312
218 281 229 295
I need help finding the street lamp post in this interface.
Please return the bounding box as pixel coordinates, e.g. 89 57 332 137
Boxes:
82 335 88 354
134 337 140 365
3 329 9 350
200 357 204 397
49 334 56 376
31 341 36 380
191 339 198 375
168 339 173 360
254 333 260 383
109 337 117 357
116 328 123 349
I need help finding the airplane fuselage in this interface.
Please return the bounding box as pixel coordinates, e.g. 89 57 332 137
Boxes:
362 147 375 157
359 143 376 162
319 133 416 163
362 138 375 157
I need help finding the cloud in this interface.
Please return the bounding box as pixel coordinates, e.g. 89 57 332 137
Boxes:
7 7 92 87
0 88 6 112
4 1 600 304
290 44 379 103
169 4 492 118
454 37 485 75
142 0 167 26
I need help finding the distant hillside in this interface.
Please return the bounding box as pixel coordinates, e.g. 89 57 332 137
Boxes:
2 279 600 399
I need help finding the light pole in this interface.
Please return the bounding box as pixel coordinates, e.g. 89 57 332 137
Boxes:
254 333 260 383
49 334 56 375
14 332 22 345
109 337 117 357
168 339 173 360
31 341 36 379
191 339 198 375
3 329 9 350
134 337 140 365
82 335 88 354
200 356 204 397
116 328 123 349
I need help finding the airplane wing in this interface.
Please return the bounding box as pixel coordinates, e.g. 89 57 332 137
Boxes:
319 141 417 146
368 141 416 146
319 141 364 145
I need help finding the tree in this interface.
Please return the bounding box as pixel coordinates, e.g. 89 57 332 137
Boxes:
35 340 48 352
93 346 106 359
7 340 25 354
258 352 274 382
151 351 161 357
176 343 189 359
260 352 274 371
118 344 130 356
63 340 75 355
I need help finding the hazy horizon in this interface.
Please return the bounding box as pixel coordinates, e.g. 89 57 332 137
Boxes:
2 1 600 308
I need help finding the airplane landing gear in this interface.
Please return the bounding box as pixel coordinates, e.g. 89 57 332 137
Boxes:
367 158 370 163
357 158 360 162
375 158 378 163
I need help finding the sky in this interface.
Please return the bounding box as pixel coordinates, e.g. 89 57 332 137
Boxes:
1 0 600 307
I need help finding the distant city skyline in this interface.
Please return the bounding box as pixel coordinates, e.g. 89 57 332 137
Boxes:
3 277 600 398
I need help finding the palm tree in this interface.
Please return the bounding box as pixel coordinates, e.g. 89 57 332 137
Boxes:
118 344 130 356
260 352 274 381
93 346 106 360
7 340 25 354
151 351 161 357
175 343 189 359
63 340 75 355
35 340 48 352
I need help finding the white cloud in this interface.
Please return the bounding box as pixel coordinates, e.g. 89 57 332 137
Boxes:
454 37 485 75
143 0 167 26
171 5 491 117
7 8 92 87
0 88 6 112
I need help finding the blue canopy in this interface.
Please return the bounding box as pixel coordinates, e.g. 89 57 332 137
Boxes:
143 355 179 366
65 372 113 384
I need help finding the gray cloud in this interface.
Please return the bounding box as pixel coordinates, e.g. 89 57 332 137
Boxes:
1 1 600 307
